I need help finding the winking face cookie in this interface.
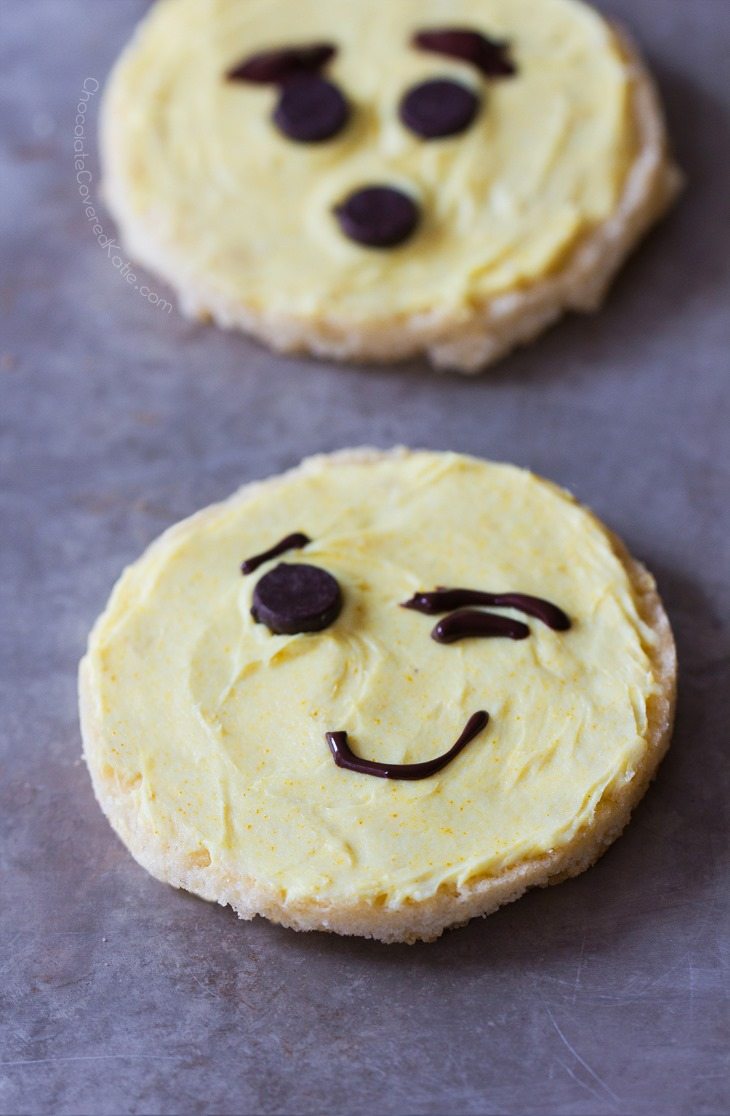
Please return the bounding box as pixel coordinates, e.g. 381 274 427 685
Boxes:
79 450 676 942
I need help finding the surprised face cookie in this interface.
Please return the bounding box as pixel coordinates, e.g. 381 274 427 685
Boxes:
79 450 676 943
101 0 680 370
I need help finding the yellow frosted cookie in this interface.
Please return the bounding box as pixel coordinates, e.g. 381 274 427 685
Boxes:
100 0 680 371
79 450 676 942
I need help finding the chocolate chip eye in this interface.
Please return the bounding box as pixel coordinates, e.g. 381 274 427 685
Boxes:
273 76 349 143
399 78 480 139
251 563 342 635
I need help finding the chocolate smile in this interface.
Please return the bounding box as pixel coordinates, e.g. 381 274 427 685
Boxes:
326 710 489 780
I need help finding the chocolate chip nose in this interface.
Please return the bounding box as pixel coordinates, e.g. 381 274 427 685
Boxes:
334 185 420 248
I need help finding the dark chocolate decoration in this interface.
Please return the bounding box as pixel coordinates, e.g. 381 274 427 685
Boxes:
400 78 480 139
402 588 571 631
412 28 516 78
241 531 311 575
251 562 342 635
334 186 420 248
273 76 349 143
326 710 488 781
432 609 529 644
226 43 336 85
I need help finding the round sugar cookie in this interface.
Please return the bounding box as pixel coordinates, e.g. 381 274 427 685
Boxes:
100 0 681 372
79 450 676 942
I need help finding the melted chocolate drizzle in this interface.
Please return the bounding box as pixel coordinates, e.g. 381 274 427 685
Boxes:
432 609 528 644
402 588 570 631
326 710 488 780
226 43 336 85
412 28 516 78
241 532 311 575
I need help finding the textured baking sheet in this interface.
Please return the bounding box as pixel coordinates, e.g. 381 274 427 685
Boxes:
1 2 728 1113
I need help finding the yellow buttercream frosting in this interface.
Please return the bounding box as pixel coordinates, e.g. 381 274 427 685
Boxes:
84 452 660 906
104 0 637 320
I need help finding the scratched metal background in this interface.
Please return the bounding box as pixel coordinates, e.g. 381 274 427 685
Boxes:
1 1 728 1113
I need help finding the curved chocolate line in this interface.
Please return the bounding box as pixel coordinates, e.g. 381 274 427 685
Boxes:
226 44 336 85
326 710 488 780
241 532 311 575
402 588 570 631
432 609 528 644
411 29 516 78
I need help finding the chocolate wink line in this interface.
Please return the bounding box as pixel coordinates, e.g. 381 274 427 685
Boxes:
402 588 570 631
431 609 528 643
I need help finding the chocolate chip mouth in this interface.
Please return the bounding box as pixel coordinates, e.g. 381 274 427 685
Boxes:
334 185 420 248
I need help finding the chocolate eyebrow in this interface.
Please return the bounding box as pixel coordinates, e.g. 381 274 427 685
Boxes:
226 43 336 84
241 531 311 574
326 710 488 780
411 28 516 78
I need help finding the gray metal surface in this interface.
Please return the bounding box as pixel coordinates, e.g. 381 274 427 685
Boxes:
1 2 728 1113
